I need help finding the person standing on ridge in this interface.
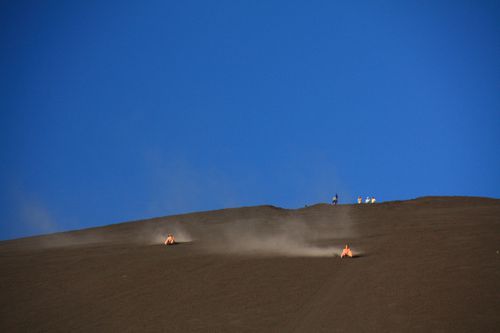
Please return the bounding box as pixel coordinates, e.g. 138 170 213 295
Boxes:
357 196 362 204
332 194 338 205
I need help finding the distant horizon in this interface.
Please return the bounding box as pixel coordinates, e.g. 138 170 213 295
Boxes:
1 194 498 242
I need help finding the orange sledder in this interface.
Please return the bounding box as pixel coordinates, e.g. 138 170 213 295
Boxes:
164 234 176 245
340 244 353 258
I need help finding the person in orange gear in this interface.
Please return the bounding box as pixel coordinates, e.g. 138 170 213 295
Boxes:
340 244 353 258
164 234 176 245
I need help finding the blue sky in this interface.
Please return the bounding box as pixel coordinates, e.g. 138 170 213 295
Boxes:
1 0 499 240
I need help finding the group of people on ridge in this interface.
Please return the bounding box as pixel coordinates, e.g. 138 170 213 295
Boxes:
358 196 376 204
332 194 377 205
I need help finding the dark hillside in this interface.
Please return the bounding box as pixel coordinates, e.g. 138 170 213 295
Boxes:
1 197 499 332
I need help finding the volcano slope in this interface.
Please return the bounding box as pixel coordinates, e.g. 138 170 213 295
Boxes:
0 197 499 332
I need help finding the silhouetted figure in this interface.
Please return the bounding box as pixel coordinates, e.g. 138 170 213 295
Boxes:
332 194 338 205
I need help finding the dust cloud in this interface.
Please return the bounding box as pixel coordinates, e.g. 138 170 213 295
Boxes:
139 222 194 245
22 204 357 258
200 208 355 257
38 233 105 248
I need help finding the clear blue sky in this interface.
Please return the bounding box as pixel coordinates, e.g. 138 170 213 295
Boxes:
1 0 499 240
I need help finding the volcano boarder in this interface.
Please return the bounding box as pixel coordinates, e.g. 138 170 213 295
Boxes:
340 244 353 258
164 234 176 245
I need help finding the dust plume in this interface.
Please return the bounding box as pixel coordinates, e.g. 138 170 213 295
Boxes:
202 207 356 257
137 221 194 245
37 232 105 248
